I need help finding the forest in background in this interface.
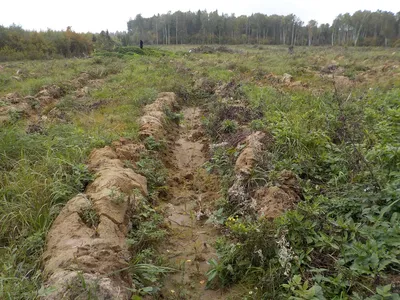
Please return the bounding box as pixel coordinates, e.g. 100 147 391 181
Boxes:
1 9 400 61
126 10 400 46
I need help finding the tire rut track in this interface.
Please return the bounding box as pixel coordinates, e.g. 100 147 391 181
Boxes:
160 107 227 299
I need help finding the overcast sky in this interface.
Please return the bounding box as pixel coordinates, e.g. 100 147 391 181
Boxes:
1 0 399 33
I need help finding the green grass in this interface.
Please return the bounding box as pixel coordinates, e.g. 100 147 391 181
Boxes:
0 46 399 299
0 52 192 299
0 123 104 299
173 45 400 299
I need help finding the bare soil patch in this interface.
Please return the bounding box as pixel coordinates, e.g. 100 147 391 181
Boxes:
159 107 229 299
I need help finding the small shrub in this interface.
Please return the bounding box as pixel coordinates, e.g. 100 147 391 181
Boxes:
250 119 267 131
28 98 41 110
144 136 165 151
109 188 126 205
63 272 100 299
127 197 167 252
71 163 94 192
221 119 238 133
164 107 183 124
135 88 158 106
206 220 282 294
92 57 103 64
78 206 100 228
136 156 167 195
8 109 23 123
127 197 171 296
282 275 325 299
129 263 175 296
205 145 236 178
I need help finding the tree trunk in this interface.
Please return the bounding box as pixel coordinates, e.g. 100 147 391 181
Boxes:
354 23 364 47
397 21 400 39
246 20 249 44
291 21 295 46
176 15 178 45
156 20 158 45
283 28 286 45
168 24 171 45
273 26 275 44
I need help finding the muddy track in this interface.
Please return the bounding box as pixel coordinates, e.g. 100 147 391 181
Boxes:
40 90 300 299
40 93 231 299
159 107 227 299
157 105 301 299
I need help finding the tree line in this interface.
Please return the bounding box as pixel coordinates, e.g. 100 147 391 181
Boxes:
125 10 400 47
0 25 94 61
1 9 399 61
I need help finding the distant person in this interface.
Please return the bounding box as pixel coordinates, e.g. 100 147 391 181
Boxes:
288 45 294 55
140 40 143 49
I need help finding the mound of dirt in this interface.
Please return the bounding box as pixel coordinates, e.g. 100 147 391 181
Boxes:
227 131 268 208
3 92 21 103
75 79 105 98
215 79 244 99
189 45 235 54
35 85 63 100
0 85 65 125
139 92 178 139
219 129 252 147
215 46 235 53
112 138 145 162
194 77 216 94
234 131 267 175
41 93 178 299
72 72 91 88
320 63 339 74
227 174 248 207
289 80 309 89
216 103 262 125
253 170 302 219
46 107 69 122
42 145 147 299
0 101 31 124
228 132 300 218
265 73 294 85
26 122 45 134
281 73 293 84
334 75 355 88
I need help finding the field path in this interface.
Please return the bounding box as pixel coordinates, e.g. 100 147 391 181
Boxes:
159 107 228 299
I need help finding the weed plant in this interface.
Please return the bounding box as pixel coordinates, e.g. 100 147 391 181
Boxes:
199 48 400 298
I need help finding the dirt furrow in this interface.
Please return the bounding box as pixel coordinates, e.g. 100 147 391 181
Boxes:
159 107 227 299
